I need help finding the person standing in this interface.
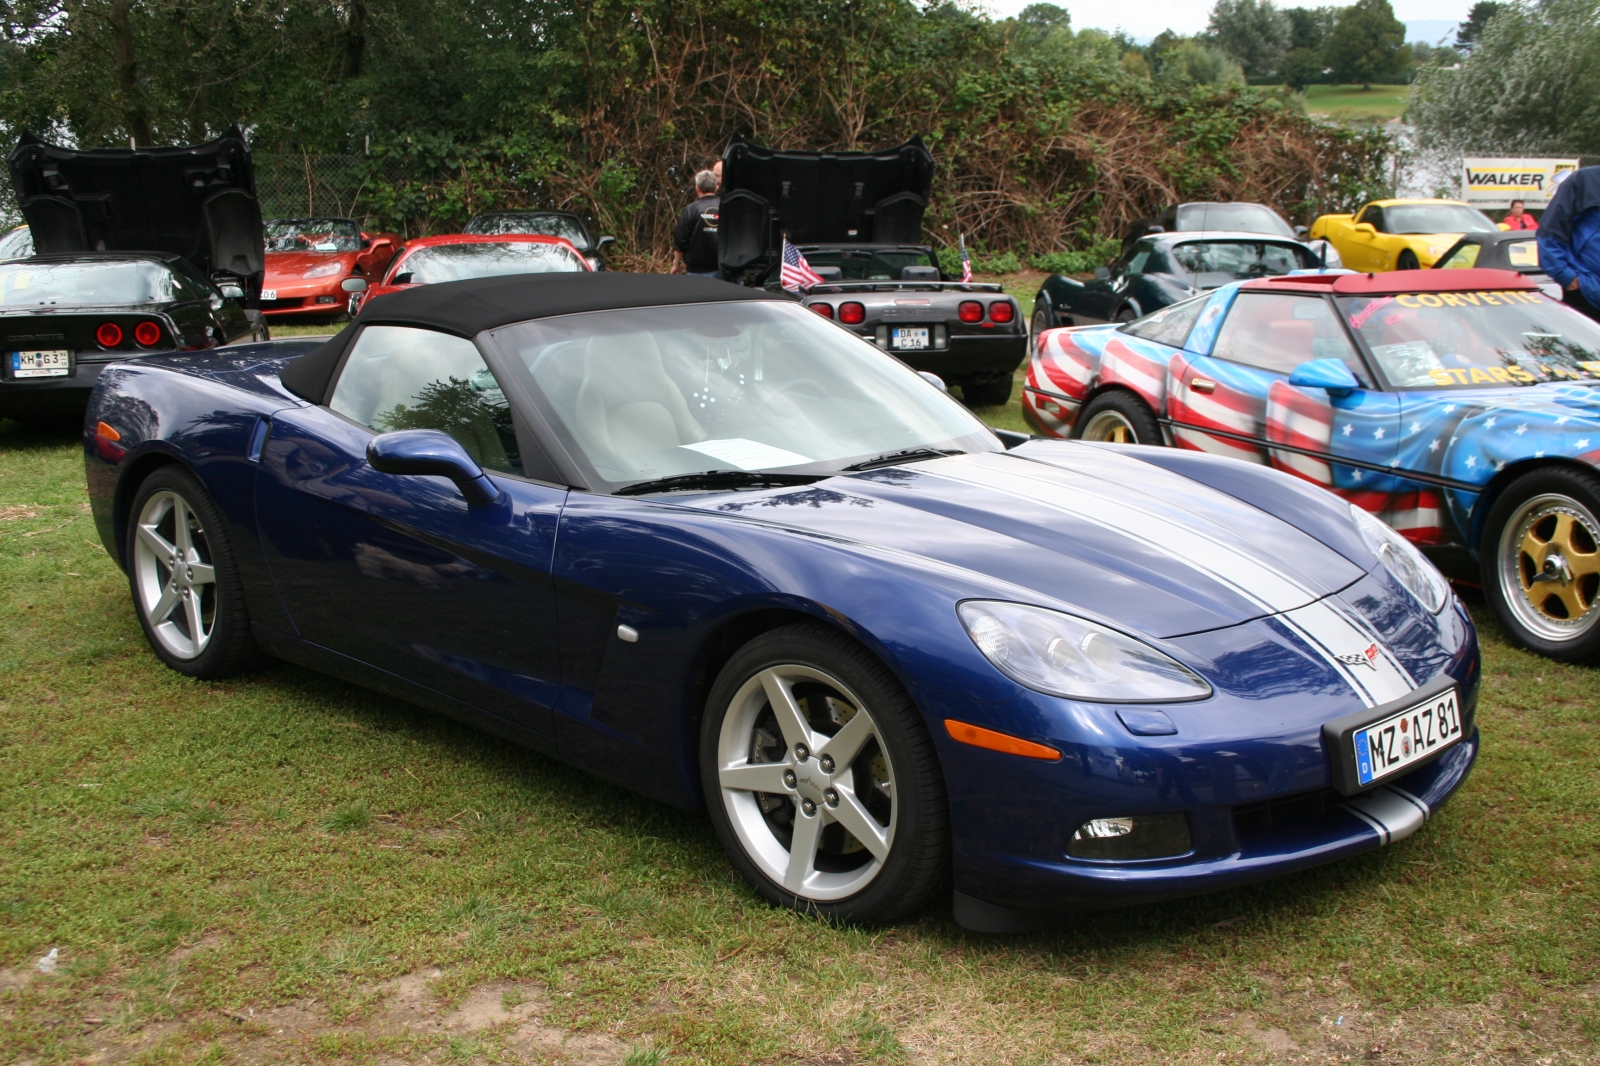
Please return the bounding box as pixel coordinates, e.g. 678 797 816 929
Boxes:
1501 199 1538 231
671 169 721 276
1538 166 1600 322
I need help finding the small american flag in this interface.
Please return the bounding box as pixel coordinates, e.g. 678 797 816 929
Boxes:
781 237 824 292
959 235 973 283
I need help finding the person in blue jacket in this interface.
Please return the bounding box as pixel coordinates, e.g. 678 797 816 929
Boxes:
1538 165 1600 322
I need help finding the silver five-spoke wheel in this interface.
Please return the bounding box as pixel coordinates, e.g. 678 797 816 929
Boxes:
717 665 896 901
132 489 218 660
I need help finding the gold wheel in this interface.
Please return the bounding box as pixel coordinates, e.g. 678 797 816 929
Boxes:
1080 409 1137 443
1500 493 1600 639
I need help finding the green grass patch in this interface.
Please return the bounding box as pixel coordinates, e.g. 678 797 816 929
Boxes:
0 419 1595 1064
1299 83 1411 123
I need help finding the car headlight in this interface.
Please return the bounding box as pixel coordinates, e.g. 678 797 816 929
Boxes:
1350 504 1449 613
303 262 344 279
957 601 1212 703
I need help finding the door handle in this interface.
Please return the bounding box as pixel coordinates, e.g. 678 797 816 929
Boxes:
1189 378 1216 394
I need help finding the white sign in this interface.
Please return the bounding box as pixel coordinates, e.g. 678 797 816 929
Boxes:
1461 158 1580 208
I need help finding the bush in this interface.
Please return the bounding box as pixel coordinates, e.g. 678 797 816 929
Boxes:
1029 239 1122 274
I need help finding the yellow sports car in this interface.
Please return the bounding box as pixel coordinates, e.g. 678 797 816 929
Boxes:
1310 198 1500 272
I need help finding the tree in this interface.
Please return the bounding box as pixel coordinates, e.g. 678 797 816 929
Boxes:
1413 0 1600 155
1278 47 1325 91
1207 0 1293 77
1157 38 1247 88
1285 5 1339 51
1455 1 1503 50
1323 0 1407 88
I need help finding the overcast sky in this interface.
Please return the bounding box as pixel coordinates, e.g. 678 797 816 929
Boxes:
971 0 1472 43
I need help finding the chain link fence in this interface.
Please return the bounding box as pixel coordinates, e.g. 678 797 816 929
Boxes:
253 153 382 223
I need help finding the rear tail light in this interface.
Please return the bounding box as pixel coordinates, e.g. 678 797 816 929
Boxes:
96 322 124 348
133 321 162 347
810 302 834 320
990 301 1015 323
958 301 983 323
839 302 866 325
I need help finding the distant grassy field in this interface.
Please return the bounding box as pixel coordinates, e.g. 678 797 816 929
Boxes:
2 401 1596 1064
1300 83 1411 123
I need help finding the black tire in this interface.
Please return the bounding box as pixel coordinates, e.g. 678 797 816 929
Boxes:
125 465 263 678
699 623 949 924
1396 249 1421 270
1030 306 1051 348
1479 466 1600 663
961 374 1013 407
1072 389 1164 446
1115 306 1138 323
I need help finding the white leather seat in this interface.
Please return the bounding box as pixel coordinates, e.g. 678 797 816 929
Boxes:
572 331 705 462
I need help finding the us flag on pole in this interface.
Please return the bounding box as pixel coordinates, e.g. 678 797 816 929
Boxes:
959 235 973 283
780 237 823 292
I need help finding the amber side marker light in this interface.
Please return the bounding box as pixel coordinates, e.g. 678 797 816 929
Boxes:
944 719 1061 760
95 422 121 442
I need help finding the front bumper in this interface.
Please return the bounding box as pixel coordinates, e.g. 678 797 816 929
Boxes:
261 280 346 317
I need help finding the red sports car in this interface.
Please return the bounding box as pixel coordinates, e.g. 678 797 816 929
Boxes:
261 217 400 321
349 233 592 315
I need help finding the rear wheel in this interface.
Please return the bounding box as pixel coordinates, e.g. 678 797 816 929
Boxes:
961 373 1013 407
1115 307 1138 323
700 623 949 923
1481 467 1600 662
127 466 262 678
1072 390 1163 446
1396 249 1421 270
1030 306 1051 348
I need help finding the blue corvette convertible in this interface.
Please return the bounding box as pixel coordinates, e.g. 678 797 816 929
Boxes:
84 274 1478 930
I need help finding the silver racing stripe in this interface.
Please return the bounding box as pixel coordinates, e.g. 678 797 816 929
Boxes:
921 452 1417 707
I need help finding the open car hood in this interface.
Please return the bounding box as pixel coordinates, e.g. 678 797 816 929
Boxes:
7 126 263 287
718 133 934 276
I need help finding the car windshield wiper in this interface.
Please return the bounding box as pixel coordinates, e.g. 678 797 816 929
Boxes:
613 470 824 496
842 447 963 472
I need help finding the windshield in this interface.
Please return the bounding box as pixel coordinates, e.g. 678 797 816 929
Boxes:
1168 241 1314 286
1340 290 1600 388
793 248 937 281
1383 205 1498 235
265 218 362 253
491 301 997 491
1174 204 1295 237
393 241 588 283
0 260 175 307
463 213 589 249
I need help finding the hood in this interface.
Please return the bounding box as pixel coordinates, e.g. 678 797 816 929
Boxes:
718 133 934 275
696 445 1373 640
265 249 357 277
7 127 263 285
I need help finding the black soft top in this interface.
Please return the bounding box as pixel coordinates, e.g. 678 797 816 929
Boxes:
280 272 782 403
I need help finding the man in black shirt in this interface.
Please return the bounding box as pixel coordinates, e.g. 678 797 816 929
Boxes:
671 169 721 276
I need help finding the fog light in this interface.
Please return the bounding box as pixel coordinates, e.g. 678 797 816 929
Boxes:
1068 812 1191 860
316 295 338 304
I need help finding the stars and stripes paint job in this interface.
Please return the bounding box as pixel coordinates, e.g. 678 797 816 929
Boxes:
1021 279 1600 555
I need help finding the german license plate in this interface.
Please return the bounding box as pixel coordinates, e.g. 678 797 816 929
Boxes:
1353 688 1462 787
10 350 71 378
892 327 929 350
260 289 277 301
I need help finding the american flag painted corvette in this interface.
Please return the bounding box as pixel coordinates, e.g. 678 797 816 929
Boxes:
1022 267 1600 661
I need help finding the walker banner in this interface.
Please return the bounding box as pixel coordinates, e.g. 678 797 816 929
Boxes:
1461 158 1580 208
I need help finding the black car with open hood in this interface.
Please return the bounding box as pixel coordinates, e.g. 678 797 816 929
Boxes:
717 135 1024 408
2 129 266 417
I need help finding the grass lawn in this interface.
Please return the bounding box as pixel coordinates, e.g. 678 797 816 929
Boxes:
2 366 1595 1066
1300 84 1411 124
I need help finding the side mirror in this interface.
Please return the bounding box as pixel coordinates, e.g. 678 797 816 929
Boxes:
341 277 368 292
360 238 372 249
218 284 244 299
1294 224 1309 238
1145 224 1165 234
367 430 501 506
1093 266 1111 281
596 235 616 253
1354 222 1377 236
918 371 948 392
1288 358 1361 398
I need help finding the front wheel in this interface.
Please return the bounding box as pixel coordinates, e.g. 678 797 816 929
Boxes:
700 624 949 923
1072 390 1164 446
1480 467 1600 662
1396 249 1421 270
127 466 262 678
